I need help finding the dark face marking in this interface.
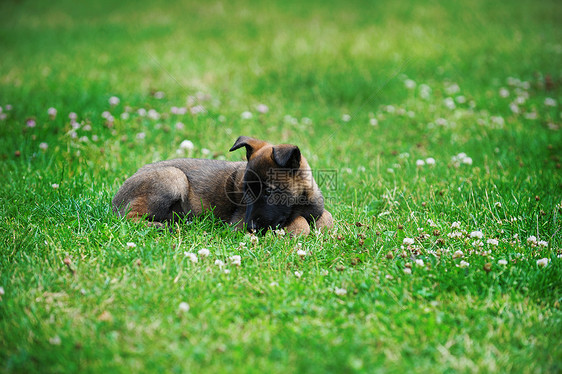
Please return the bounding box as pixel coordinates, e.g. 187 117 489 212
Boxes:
229 136 325 232
242 157 312 231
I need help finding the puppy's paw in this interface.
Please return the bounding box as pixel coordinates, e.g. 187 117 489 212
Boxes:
285 216 311 236
315 210 334 232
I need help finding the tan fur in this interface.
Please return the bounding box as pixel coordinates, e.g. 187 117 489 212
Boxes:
285 216 311 236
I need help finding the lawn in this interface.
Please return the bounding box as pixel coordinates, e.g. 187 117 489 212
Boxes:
1 0 561 372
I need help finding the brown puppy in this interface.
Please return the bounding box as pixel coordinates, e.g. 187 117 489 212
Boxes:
112 136 333 235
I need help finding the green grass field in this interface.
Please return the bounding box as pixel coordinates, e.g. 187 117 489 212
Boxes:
1 0 561 372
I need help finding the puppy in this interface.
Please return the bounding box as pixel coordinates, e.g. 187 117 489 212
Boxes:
112 136 333 235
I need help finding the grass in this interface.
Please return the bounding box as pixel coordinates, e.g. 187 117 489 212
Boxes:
1 0 561 372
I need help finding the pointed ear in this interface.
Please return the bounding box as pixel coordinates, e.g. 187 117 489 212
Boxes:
272 145 301 169
229 136 268 160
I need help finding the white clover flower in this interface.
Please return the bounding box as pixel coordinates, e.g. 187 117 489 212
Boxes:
403 237 415 245
544 98 557 107
297 249 307 258
334 287 347 296
451 221 461 229
184 252 198 263
178 302 190 313
230 255 241 266
452 250 464 259
49 336 62 345
499 88 510 98
494 202 502 208
51 183 59 189
416 159 425 167
201 148 211 156
470 231 483 239
419 84 431 99
26 119 36 128
536 258 550 267
294 271 302 278
190 105 206 115
214 259 225 267
136 132 146 140
179 140 194 150
175 122 185 130
425 157 436 166
527 236 537 245
444 97 456 110
507 77 519 86
448 231 463 239
498 259 508 265
47 107 57 117
120 112 130 120
370 118 378 126
154 91 165 99
241 111 253 119
456 95 467 104
0 286 4 296
415 259 424 267
524 112 538 120
538 240 548 247
249 235 259 245
403 268 412 275
147 109 160 120
273 229 286 236
284 115 298 124
109 96 120 106
472 240 484 248
269 281 279 287
487 238 499 246
137 108 147 116
462 157 473 165
491 116 505 127
404 79 416 89
342 114 351 122
445 83 460 95
198 248 210 257
126 242 136 248
458 260 470 268
256 104 269 113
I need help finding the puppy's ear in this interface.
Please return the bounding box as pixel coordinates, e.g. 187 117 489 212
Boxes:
229 136 268 160
272 145 301 169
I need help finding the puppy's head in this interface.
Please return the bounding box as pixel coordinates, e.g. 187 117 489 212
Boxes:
230 136 324 231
